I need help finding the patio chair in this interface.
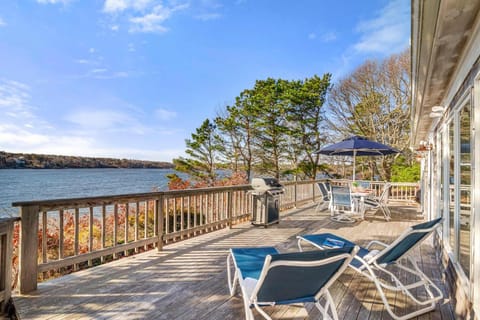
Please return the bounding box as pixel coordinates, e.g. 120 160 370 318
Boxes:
296 217 444 320
364 183 391 221
227 245 359 320
315 181 331 212
330 186 358 223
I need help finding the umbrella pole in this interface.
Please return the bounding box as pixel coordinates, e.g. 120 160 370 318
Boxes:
352 150 356 181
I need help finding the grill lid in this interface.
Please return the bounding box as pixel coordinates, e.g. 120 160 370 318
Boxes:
251 177 284 194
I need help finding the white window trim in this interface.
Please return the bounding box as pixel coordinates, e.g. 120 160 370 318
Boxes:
472 72 480 315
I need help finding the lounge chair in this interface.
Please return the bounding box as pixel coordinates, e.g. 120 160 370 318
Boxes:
315 181 331 212
364 183 391 220
297 217 443 320
227 245 359 320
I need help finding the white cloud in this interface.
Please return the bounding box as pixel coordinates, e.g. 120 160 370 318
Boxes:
308 33 316 40
74 59 90 64
73 69 129 80
0 78 182 161
194 0 222 21
103 0 153 13
321 31 337 42
0 17 6 27
195 13 221 21
66 109 131 130
89 48 96 54
0 80 35 119
103 1 189 34
353 0 409 54
91 68 108 73
129 4 173 33
154 108 176 120
128 43 136 52
0 124 50 146
103 0 128 13
36 0 72 4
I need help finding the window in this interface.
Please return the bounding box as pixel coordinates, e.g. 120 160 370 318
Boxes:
458 102 471 277
448 121 455 251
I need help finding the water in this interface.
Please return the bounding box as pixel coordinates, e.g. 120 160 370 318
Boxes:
0 169 184 216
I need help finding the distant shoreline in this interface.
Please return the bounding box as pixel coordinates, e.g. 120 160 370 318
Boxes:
0 151 174 170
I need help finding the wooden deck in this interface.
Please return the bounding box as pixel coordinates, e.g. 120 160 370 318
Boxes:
13 203 454 320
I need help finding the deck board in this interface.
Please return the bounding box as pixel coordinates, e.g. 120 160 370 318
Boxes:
13 203 454 320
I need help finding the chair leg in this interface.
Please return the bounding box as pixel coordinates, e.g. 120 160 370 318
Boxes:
360 260 442 320
227 253 238 296
244 300 255 320
253 301 272 320
314 290 338 320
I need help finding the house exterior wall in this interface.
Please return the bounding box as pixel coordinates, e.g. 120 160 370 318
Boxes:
412 1 480 318
424 37 479 320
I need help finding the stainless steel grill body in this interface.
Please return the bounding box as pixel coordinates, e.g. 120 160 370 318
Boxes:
250 178 284 227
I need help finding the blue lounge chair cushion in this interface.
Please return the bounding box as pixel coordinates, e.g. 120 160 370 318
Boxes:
411 217 442 230
257 247 355 304
230 247 279 280
376 217 442 264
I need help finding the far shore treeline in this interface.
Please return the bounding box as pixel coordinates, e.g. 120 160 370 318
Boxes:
0 151 174 169
170 50 418 188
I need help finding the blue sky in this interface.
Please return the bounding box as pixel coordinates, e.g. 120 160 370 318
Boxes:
0 0 410 162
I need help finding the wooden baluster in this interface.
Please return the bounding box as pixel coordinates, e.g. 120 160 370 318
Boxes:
173 197 177 235
215 193 219 228
144 201 148 250
113 204 118 259
0 219 15 311
180 196 184 239
156 196 163 251
74 208 79 271
42 211 47 280
88 207 93 267
164 198 169 241
153 199 157 243
124 203 129 256
59 210 64 261
101 205 106 263
135 201 139 253
198 194 203 233
187 196 191 237
194 195 198 234
227 191 233 229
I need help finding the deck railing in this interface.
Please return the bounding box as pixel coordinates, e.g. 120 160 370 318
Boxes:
0 217 18 312
11 179 415 294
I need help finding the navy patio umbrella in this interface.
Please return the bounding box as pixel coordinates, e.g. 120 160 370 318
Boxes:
316 136 399 180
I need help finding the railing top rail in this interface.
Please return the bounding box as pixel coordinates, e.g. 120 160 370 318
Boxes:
12 184 253 209
0 217 21 224
281 179 326 186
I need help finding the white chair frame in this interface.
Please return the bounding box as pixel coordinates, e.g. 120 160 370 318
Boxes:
364 183 391 221
297 222 443 320
315 182 331 212
227 247 359 320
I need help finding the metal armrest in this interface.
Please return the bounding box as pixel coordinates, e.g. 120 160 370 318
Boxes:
366 240 389 249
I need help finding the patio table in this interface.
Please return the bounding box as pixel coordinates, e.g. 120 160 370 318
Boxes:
351 190 373 219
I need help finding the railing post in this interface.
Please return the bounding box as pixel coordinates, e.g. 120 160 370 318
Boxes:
0 217 17 311
19 205 39 294
294 181 298 208
227 191 233 229
156 196 164 252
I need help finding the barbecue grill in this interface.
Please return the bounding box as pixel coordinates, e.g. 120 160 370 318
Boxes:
250 177 284 227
